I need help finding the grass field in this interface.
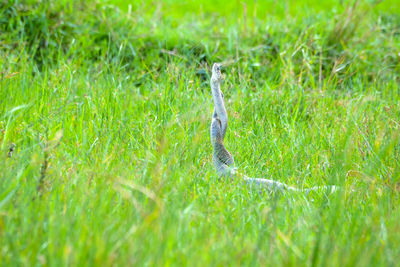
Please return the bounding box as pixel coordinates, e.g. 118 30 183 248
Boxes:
1 0 400 265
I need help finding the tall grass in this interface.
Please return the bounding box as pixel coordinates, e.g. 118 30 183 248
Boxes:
1 0 400 265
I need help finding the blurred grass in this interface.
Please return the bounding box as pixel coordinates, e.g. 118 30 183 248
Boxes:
1 0 400 266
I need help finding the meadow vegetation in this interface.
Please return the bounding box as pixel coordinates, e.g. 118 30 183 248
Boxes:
1 0 400 265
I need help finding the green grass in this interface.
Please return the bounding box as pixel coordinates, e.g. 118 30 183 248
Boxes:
1 0 400 265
